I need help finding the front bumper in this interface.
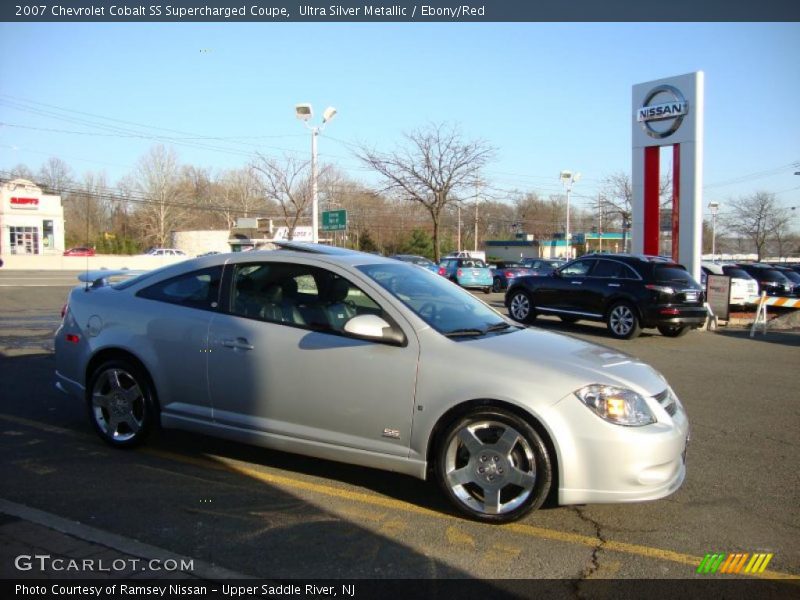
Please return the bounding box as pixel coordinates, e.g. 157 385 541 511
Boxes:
545 390 690 505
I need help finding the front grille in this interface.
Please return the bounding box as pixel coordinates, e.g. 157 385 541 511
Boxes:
654 388 678 416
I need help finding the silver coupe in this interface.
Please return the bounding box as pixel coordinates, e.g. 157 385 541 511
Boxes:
55 242 689 523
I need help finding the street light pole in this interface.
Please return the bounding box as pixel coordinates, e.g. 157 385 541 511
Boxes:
295 103 337 244
559 171 581 260
708 201 719 260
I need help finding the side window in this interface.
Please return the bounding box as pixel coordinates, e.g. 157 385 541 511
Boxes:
620 264 640 280
591 260 624 278
137 266 222 310
229 262 384 335
560 259 595 276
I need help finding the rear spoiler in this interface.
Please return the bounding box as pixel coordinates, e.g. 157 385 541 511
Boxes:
77 269 145 289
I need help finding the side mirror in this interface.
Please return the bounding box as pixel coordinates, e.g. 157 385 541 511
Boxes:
344 314 405 346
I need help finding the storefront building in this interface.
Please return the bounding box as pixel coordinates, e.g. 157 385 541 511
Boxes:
0 179 65 256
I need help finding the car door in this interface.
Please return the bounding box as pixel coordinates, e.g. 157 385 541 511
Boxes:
206 259 420 457
134 266 222 421
579 259 636 316
534 258 596 314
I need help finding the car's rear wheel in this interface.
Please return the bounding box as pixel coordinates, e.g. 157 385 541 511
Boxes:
436 409 552 523
508 290 535 323
492 278 503 293
606 302 641 339
87 360 156 448
483 287 492 294
657 324 690 337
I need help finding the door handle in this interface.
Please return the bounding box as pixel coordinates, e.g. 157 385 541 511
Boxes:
222 337 254 351
570 281 583 285
607 283 621 287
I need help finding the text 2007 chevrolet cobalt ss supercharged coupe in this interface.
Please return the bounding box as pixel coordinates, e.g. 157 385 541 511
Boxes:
55 243 689 523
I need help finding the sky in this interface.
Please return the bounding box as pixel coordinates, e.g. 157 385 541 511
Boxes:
1 22 799 219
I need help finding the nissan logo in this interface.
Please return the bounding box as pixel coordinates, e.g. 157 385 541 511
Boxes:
637 85 689 139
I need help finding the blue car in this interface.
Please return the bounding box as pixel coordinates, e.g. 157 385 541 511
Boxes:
389 254 440 274
438 257 493 293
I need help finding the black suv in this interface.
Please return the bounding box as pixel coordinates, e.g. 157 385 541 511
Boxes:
505 254 706 339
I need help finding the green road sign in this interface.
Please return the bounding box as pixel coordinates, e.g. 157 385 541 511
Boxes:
321 209 347 231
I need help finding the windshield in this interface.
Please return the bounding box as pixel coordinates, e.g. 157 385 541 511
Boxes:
359 263 511 336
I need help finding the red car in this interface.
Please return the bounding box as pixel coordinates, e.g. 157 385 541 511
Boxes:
63 247 95 256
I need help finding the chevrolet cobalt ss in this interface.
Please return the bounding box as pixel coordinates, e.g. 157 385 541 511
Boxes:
55 243 689 523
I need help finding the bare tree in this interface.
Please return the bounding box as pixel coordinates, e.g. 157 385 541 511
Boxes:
37 157 74 194
251 155 316 240
725 192 792 260
356 123 494 261
6 164 36 181
63 171 111 247
217 168 267 228
129 145 187 248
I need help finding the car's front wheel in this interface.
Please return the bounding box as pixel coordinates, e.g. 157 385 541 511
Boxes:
87 360 156 448
657 324 691 337
492 277 503 293
435 409 552 523
606 302 641 339
508 290 535 323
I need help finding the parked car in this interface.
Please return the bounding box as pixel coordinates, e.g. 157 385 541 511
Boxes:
506 254 706 339
520 258 562 275
143 248 186 257
63 247 95 257
388 254 439 274
438 257 493 293
488 261 535 292
769 263 800 275
55 242 689 523
771 266 800 297
701 262 758 307
734 263 794 297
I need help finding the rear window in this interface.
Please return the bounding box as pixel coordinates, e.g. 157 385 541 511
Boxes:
654 265 693 285
757 269 790 282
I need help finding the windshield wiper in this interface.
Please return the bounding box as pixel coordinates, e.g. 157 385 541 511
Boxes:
486 322 513 332
443 328 487 338
444 322 515 338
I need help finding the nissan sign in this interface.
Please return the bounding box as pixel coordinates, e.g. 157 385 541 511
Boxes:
636 85 689 139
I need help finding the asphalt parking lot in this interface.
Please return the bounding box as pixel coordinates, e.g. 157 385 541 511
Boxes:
0 270 798 583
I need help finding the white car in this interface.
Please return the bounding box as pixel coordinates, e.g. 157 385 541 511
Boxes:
701 262 758 306
55 242 689 523
144 248 186 257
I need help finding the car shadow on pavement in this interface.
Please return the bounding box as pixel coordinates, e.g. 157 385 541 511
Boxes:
1 357 506 580
522 316 661 341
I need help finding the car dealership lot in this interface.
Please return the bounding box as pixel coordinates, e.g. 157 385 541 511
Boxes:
0 271 798 581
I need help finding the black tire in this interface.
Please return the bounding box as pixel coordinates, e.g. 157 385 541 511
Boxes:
86 359 157 448
508 290 535 323
483 287 492 295
492 278 503 293
435 409 552 523
606 302 641 339
559 315 580 324
657 324 690 337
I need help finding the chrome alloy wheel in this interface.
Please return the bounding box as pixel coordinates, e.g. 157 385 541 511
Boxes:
608 304 636 337
443 420 537 516
509 292 531 322
91 368 146 443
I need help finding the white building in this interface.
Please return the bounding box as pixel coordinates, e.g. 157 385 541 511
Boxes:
0 179 65 256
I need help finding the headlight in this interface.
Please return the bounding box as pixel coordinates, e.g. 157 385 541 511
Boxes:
574 385 656 427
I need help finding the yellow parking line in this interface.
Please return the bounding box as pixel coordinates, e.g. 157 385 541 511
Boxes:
2 412 798 581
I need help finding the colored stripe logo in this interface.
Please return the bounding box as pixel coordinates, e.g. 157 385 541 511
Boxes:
697 553 774 574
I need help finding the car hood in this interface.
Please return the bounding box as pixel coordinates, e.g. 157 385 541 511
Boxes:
452 327 669 401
